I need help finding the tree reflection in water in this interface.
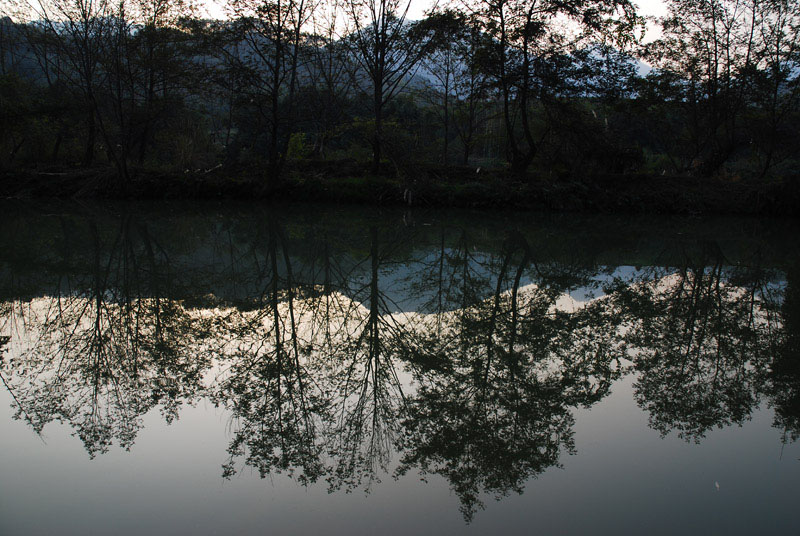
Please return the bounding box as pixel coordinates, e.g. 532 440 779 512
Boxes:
0 212 210 457
768 263 800 442
613 243 781 442
211 215 328 484
396 229 623 520
0 204 796 521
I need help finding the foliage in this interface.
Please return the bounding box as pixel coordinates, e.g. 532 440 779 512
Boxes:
1 0 799 182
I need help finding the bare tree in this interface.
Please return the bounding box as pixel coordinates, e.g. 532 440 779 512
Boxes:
22 0 116 168
129 0 195 165
342 0 431 171
417 9 490 164
751 0 800 176
469 0 639 173
644 0 787 175
215 0 317 183
304 6 355 157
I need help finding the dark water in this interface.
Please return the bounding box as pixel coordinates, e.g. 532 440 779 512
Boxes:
1 201 798 535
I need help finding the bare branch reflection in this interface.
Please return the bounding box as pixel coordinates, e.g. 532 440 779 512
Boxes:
0 204 794 521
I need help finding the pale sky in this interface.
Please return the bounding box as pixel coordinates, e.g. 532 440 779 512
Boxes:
405 0 668 21
200 0 668 46
202 0 668 23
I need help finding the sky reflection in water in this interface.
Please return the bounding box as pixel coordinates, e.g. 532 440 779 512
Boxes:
1 201 798 535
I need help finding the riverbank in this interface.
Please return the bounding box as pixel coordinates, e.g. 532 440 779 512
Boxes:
1 162 798 216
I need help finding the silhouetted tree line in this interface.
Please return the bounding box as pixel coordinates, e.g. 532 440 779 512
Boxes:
1 0 799 185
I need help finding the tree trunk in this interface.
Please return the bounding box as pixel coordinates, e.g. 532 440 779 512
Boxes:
372 85 383 173
443 87 449 165
83 112 96 166
51 129 63 161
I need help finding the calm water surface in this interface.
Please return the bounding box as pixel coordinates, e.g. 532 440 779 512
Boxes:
1 201 798 535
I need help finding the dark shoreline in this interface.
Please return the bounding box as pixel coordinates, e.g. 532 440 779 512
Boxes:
2 163 798 216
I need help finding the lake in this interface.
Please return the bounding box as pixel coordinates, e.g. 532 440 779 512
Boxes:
1 200 798 535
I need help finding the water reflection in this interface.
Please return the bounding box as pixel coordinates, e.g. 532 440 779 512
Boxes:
0 202 797 522
770 263 800 442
